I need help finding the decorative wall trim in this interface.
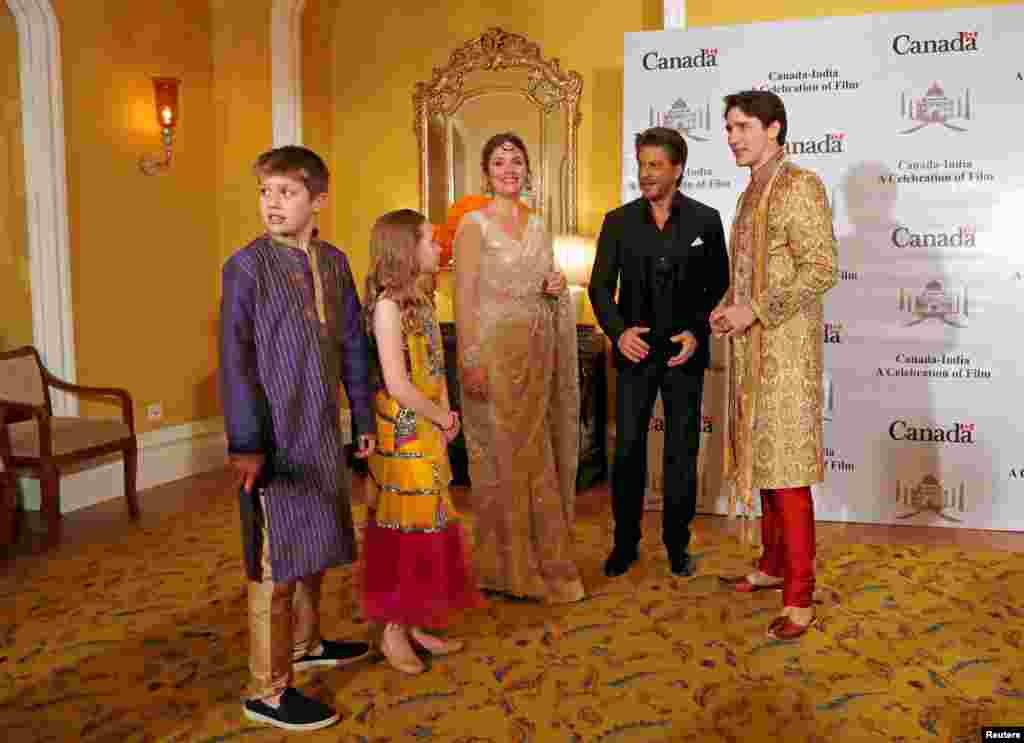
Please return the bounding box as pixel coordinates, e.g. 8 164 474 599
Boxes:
18 417 229 513
271 0 306 146
7 0 77 416
18 409 354 513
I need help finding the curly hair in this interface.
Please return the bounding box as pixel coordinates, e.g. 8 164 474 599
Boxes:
364 209 432 336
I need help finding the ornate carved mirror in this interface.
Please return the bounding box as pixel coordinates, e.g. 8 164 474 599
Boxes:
413 27 583 261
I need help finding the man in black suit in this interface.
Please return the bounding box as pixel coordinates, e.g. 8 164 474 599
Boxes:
589 127 729 578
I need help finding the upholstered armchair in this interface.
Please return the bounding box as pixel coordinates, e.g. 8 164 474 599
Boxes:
0 346 138 545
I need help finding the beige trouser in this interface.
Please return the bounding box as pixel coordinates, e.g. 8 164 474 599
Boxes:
247 494 324 701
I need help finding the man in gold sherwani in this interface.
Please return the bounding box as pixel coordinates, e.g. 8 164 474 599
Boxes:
711 91 837 640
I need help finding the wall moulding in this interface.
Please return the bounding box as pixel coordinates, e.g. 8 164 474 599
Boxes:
7 0 76 415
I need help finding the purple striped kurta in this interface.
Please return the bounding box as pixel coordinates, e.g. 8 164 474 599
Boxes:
220 235 374 583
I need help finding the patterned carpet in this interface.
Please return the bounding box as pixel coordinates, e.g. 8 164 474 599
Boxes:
1 483 1022 742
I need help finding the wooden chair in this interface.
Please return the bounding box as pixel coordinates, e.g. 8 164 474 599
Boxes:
0 346 138 545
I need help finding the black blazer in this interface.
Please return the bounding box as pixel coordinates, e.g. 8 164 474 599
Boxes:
589 192 729 371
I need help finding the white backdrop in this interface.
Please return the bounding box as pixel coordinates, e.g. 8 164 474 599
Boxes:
626 5 1024 530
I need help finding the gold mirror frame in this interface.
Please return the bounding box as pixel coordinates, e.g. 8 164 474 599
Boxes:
413 27 583 246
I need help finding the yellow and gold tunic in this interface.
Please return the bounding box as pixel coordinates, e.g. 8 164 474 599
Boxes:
363 302 480 629
723 156 839 514
368 304 455 533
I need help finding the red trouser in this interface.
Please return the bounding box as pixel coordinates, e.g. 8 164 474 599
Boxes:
757 487 815 608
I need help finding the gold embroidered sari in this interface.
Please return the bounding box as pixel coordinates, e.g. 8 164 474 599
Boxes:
453 209 584 604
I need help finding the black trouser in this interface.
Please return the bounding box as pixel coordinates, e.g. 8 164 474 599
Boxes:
612 351 704 558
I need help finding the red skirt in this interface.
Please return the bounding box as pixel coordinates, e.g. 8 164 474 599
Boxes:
361 518 484 629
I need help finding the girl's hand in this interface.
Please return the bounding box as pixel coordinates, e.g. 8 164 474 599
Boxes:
439 411 461 443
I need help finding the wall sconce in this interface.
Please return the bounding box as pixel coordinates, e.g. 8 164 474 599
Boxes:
139 77 180 176
553 233 597 321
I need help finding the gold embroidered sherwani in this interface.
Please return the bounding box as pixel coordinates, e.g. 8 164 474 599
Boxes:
723 156 838 515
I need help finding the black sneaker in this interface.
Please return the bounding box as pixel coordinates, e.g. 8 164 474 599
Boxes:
243 687 340 731
603 547 639 577
294 639 372 671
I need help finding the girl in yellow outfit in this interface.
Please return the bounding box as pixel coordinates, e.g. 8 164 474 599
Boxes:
362 209 482 675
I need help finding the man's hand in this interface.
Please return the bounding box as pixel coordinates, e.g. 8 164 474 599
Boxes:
711 304 757 338
462 366 488 401
667 331 698 367
709 307 730 336
617 326 651 363
355 434 376 459
229 452 265 494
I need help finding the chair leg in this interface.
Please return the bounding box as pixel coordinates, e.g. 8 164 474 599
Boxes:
124 441 140 519
40 465 62 547
1 474 16 551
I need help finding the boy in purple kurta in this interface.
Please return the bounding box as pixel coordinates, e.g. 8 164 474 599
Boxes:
220 146 376 732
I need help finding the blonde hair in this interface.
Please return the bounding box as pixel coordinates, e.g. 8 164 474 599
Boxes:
365 209 431 334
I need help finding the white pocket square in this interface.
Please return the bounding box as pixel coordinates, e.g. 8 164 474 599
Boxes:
691 236 704 246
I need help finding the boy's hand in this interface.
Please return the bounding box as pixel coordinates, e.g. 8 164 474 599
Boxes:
230 453 265 494
355 434 376 459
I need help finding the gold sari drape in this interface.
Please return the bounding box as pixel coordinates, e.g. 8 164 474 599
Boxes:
454 210 584 604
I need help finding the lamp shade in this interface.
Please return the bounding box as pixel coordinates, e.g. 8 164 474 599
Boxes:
553 234 596 287
152 77 180 129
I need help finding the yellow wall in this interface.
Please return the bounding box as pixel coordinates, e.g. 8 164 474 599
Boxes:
317 0 1019 309
0 7 32 352
52 0 221 430
210 0 273 278
323 1 660 289
303 0 340 252
13 0 1015 434
688 0 1021 26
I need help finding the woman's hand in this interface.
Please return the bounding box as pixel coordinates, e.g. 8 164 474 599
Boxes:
462 366 489 401
542 271 567 297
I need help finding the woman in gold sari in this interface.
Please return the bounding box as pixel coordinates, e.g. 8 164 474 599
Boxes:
453 132 584 604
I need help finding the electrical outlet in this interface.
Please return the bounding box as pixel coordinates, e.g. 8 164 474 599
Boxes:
146 402 163 422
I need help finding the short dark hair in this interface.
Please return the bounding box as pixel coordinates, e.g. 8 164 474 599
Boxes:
481 132 532 178
253 146 330 197
723 91 788 145
634 127 688 187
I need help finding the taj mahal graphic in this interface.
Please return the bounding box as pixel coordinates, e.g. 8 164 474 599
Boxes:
898 279 969 327
649 99 712 141
899 81 973 133
896 474 967 522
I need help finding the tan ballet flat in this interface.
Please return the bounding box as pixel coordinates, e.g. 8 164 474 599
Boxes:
410 627 465 656
380 624 425 675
